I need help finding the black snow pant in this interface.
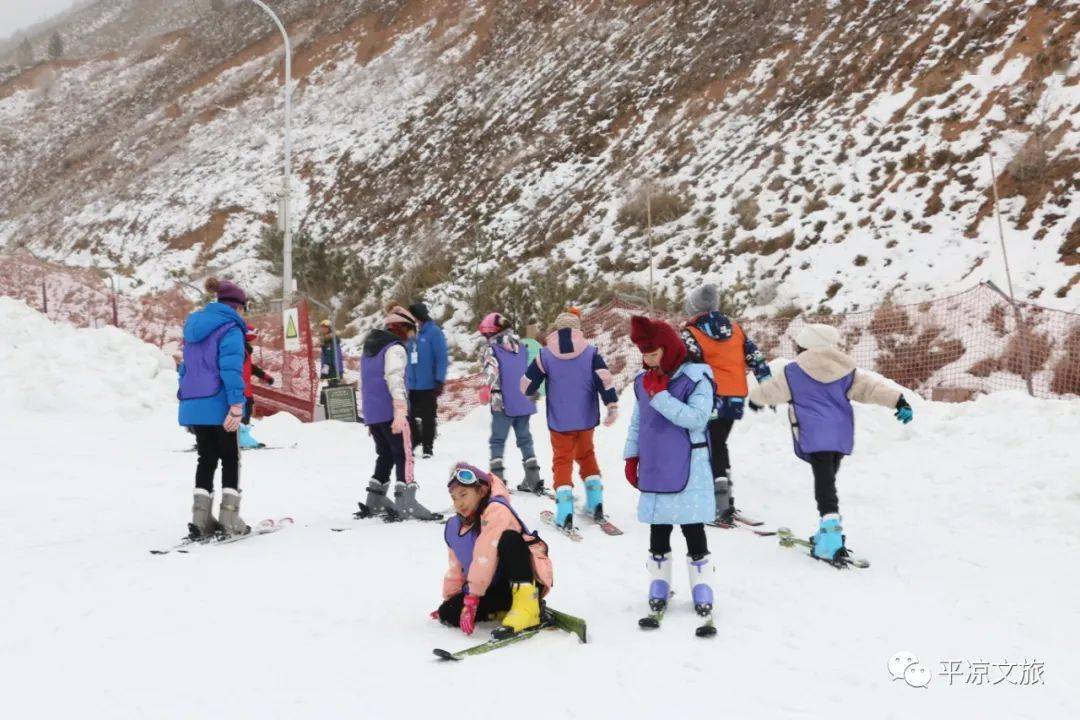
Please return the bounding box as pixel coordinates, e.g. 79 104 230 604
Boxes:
193 425 240 492
809 451 844 516
707 417 736 478
437 531 535 626
650 523 709 560
370 421 408 485
408 389 438 454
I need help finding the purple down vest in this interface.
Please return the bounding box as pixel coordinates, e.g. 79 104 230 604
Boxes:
493 343 536 418
361 343 399 425
540 345 600 432
177 324 233 400
634 373 703 494
784 362 856 460
444 497 534 580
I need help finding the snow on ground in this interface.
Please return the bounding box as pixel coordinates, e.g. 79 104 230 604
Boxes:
2 299 1079 719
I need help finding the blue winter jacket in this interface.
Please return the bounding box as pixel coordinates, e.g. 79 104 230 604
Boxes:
405 321 449 391
177 303 248 426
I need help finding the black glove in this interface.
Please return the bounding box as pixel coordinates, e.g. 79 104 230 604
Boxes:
747 399 763 413
266 376 275 386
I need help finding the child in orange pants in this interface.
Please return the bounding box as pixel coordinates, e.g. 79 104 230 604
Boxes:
522 309 618 530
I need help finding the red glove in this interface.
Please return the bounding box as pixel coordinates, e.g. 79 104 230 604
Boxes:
625 457 639 488
642 369 669 397
460 594 480 635
478 386 491 405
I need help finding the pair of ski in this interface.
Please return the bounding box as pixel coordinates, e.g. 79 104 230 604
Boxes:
334 502 447 530
776 527 870 569
538 506 623 541
710 512 870 569
150 516 294 555
172 443 298 453
433 607 587 661
639 600 716 638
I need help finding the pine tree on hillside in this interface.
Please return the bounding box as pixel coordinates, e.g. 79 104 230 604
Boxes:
47 32 63 61
17 37 33 67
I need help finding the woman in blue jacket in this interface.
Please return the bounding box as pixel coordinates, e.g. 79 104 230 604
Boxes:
177 278 251 538
405 302 449 458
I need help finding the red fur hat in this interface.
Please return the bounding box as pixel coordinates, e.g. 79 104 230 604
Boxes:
630 316 687 375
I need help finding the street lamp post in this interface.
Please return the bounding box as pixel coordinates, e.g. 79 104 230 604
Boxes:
247 0 293 302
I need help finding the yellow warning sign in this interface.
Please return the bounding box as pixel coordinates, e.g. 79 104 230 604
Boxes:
282 307 301 352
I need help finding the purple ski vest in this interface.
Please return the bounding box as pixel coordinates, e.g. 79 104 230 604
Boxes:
541 345 600 432
784 362 855 460
361 342 400 425
444 496 534 580
634 373 705 494
493 343 536 418
177 324 233 400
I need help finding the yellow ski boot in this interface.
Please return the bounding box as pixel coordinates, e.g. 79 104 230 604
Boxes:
492 582 542 639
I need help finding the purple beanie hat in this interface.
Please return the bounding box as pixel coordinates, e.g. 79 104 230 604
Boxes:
205 277 247 309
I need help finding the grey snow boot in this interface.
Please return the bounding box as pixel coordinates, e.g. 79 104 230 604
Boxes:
490 458 506 484
189 488 221 539
218 488 251 536
714 474 735 525
393 482 439 521
356 479 396 518
517 456 545 494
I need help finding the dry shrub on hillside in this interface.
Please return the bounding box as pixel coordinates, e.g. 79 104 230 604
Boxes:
617 185 692 229
734 196 760 230
1050 327 1080 395
875 326 965 390
1000 328 1051 376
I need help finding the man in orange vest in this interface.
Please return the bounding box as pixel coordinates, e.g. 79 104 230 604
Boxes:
681 283 772 525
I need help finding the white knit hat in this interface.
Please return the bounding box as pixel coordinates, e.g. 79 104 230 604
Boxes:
794 323 841 350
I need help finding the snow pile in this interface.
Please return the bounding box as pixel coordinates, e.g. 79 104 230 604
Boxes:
0 297 177 417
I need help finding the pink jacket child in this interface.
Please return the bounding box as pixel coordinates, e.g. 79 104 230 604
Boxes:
435 463 553 639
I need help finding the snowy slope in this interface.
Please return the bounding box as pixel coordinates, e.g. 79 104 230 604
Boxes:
0 0 1077 331
2 300 1078 718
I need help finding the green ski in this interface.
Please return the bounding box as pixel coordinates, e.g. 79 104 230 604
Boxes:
433 607 587 661
777 528 870 568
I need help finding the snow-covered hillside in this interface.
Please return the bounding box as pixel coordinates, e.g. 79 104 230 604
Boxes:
0 0 1077 334
2 299 1078 718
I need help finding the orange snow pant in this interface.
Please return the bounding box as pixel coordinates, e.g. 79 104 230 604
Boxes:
550 428 601 489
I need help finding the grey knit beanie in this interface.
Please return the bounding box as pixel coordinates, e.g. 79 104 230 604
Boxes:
684 283 720 316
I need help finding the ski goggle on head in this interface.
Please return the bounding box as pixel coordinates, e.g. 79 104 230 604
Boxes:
447 465 489 489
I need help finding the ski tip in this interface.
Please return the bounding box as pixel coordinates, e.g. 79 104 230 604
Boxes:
278 516 295 525
433 648 459 662
695 625 717 638
638 617 661 629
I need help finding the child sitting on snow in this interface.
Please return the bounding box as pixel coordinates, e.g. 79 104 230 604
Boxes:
435 463 553 639
477 312 544 493
624 316 718 635
749 323 914 562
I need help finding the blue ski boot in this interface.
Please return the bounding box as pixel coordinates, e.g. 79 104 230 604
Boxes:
584 475 603 518
554 486 575 529
238 424 263 449
811 513 845 561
